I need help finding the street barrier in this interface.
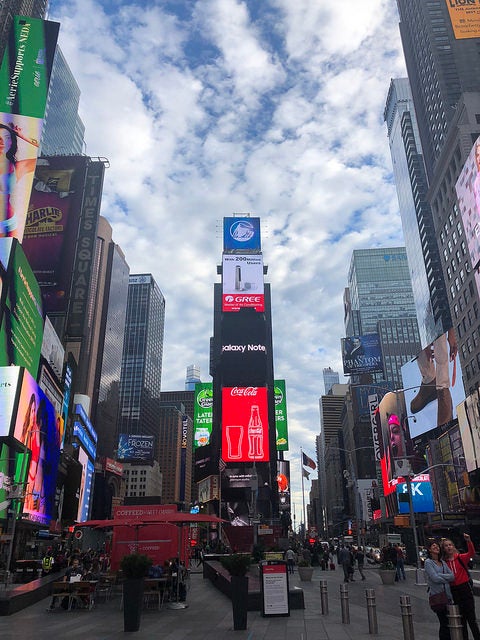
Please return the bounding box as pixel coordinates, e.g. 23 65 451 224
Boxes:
447 604 463 640
320 579 328 615
365 588 378 635
340 583 350 624
400 595 414 640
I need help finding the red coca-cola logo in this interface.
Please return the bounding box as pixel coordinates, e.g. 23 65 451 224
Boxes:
230 386 258 396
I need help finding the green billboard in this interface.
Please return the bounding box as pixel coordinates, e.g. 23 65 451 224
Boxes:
194 382 213 449
275 379 289 451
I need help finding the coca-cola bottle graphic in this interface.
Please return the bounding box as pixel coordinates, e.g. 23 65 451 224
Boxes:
248 405 263 459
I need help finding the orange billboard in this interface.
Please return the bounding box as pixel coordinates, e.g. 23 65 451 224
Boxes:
446 0 480 39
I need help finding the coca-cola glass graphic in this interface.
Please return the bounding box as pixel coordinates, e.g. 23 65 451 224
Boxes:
226 425 243 459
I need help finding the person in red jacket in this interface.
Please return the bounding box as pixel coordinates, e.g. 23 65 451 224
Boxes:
442 533 480 640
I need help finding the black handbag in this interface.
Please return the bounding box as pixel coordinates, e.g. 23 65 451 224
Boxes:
429 590 449 612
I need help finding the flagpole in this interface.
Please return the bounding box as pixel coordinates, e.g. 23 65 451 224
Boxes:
300 448 306 540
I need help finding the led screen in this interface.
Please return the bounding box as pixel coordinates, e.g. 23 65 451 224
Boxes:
0 365 21 436
0 16 59 240
277 459 290 511
223 217 261 252
341 334 383 375
401 334 465 438
117 434 155 462
0 238 43 377
77 446 94 522
445 0 480 39
12 367 61 525
395 476 435 514
193 382 213 449
274 380 288 451
457 392 480 473
221 386 269 462
222 254 264 312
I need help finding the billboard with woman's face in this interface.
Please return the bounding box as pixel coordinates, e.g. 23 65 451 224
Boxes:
12 368 61 525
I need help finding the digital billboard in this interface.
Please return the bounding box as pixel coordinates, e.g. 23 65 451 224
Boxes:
221 386 269 462
0 16 59 240
455 135 480 270
0 365 22 436
40 315 64 378
277 459 290 511
274 380 288 451
457 392 480 472
223 217 261 252
77 446 94 522
23 156 90 314
401 334 464 438
12 367 61 525
193 382 213 449
0 238 43 377
0 442 30 520
117 434 155 462
220 309 267 387
222 254 264 312
445 0 480 39
376 391 425 494
341 334 383 375
395 475 435 514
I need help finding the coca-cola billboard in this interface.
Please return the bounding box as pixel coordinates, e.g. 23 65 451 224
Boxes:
221 386 270 462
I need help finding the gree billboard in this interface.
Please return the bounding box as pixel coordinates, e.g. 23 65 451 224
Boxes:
0 16 59 240
222 254 264 312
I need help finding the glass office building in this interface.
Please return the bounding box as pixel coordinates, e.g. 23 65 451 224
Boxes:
118 275 166 441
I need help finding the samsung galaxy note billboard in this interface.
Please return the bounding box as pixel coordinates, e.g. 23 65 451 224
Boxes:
222 254 264 312
223 217 261 252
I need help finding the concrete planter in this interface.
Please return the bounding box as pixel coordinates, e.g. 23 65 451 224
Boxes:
378 569 396 585
298 566 314 582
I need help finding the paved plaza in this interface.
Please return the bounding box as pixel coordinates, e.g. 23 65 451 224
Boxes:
0 564 471 639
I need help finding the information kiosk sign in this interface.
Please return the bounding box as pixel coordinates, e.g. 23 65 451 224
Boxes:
260 560 290 617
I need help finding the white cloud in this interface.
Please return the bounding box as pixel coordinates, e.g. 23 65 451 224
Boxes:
49 0 407 517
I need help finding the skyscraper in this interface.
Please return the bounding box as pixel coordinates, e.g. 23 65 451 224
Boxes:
396 0 480 182
395 1 480 395
41 47 85 156
345 247 421 387
118 274 166 441
185 364 201 391
323 367 339 395
0 0 48 60
384 78 451 348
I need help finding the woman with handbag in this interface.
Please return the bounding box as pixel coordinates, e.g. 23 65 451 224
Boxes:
425 539 454 640
442 533 480 640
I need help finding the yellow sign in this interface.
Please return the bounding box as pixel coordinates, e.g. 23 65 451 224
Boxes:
446 0 480 39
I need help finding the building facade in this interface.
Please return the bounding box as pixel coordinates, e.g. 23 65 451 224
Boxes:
118 274 166 442
323 367 340 395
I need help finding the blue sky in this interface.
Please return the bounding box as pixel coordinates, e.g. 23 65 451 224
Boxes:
47 0 408 518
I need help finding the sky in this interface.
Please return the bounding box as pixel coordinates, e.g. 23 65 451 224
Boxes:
47 0 408 523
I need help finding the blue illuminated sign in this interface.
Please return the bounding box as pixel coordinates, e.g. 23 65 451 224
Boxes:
223 217 261 252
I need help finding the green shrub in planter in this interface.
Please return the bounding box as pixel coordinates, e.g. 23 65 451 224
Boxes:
120 553 152 579
220 553 251 577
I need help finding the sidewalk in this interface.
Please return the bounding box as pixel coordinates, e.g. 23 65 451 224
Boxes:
0 564 463 639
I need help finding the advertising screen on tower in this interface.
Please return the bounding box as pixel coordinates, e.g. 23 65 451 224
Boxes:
0 16 59 240
12 367 61 525
401 340 464 438
341 334 383 375
222 254 264 312
445 0 480 39
274 380 289 451
117 434 155 462
455 135 480 272
223 217 261 252
457 392 480 472
0 238 43 377
22 156 90 314
193 382 213 449
221 386 269 462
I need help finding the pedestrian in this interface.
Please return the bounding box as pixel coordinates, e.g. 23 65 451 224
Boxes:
284 547 296 574
396 544 406 581
425 539 454 640
338 545 353 583
441 533 480 640
41 548 54 577
355 546 366 581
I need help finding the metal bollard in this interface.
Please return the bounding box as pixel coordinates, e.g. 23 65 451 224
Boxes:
365 589 378 635
400 595 415 640
320 579 329 615
447 604 464 640
340 583 350 624
320 580 329 614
